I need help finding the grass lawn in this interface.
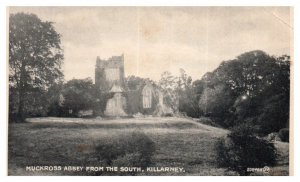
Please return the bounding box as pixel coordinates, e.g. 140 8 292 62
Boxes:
7 117 289 176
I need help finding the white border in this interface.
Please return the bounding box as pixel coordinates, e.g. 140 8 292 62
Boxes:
0 0 297 6
0 1 299 182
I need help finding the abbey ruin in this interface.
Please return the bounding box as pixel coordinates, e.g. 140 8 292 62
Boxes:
94 54 173 117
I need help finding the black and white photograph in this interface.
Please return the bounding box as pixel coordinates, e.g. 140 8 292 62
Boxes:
7 6 293 176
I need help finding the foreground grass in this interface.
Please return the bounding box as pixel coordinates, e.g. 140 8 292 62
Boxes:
8 117 288 176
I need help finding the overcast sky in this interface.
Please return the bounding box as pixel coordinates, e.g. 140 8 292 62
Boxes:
9 7 292 82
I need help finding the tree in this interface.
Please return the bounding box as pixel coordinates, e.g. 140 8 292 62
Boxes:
177 69 202 117
198 84 235 125
46 83 64 116
212 50 289 98
61 78 94 116
158 71 179 113
157 69 203 117
125 75 147 91
9 13 63 121
192 79 205 101
198 50 290 133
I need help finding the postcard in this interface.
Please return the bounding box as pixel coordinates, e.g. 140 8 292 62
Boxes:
7 6 293 176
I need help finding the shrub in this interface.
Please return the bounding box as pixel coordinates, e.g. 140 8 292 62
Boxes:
216 124 277 175
94 131 156 175
278 128 289 142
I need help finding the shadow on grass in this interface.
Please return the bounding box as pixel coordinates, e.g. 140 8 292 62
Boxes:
89 131 156 176
28 122 196 130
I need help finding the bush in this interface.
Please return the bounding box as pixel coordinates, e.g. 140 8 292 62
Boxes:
94 131 156 175
216 124 277 175
278 128 289 142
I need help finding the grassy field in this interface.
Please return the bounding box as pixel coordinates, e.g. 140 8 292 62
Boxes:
7 117 289 176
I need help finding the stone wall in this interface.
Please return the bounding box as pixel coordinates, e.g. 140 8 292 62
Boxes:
104 93 127 117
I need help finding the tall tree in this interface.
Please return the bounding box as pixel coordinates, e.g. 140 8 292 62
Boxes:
125 75 152 91
158 71 179 113
177 69 201 117
9 13 63 121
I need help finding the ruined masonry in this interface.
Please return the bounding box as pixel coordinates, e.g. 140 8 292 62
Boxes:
95 54 173 117
95 54 127 116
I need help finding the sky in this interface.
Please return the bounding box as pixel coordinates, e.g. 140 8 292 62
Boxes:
9 7 292 82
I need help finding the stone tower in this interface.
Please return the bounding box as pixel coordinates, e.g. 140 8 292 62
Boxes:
95 54 125 92
95 54 127 116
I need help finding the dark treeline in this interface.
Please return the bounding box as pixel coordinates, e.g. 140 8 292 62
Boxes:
128 50 290 136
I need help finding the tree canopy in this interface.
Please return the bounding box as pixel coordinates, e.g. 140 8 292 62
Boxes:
60 78 95 116
197 50 290 134
9 13 63 121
